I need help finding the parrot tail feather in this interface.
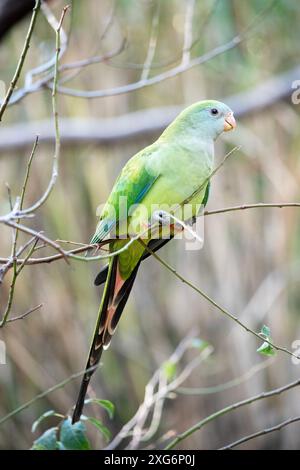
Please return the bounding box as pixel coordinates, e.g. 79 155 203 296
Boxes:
72 256 140 423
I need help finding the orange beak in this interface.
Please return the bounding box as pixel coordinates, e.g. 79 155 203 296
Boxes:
224 112 236 132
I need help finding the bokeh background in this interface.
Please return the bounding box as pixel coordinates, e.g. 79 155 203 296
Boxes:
0 0 300 450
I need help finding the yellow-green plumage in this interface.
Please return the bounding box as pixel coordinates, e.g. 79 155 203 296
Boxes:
72 100 236 422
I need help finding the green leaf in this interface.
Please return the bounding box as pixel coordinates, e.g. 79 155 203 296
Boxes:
163 360 177 380
257 342 276 357
257 324 276 357
60 418 91 450
31 410 63 433
86 417 111 442
260 325 271 339
31 427 58 450
191 338 210 351
84 398 115 419
56 441 66 450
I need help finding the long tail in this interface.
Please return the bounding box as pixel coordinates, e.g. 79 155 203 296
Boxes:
72 255 140 423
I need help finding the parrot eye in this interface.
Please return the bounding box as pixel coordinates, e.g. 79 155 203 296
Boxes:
211 108 219 116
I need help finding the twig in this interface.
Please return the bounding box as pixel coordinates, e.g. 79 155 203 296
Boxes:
177 358 273 395
165 378 300 449
2 63 299 150
3 221 67 258
204 202 300 216
0 0 41 120
0 237 39 326
0 365 97 427
181 0 195 66
6 304 43 323
140 2 160 81
139 241 300 363
107 332 212 450
2 201 300 269
182 146 240 207
53 34 244 99
20 5 69 216
220 416 300 450
0 235 39 282
24 1 68 89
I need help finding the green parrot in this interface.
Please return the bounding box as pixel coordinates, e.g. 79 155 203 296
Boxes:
72 100 236 422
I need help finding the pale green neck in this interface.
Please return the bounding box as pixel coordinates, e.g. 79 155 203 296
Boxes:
159 122 215 162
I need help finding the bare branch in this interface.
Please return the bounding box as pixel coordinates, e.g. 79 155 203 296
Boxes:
107 331 213 450
220 416 300 450
165 378 300 449
53 34 244 99
19 5 69 216
0 365 98 427
181 0 195 66
24 1 68 88
140 1 160 81
6 303 43 323
139 240 300 363
2 63 298 151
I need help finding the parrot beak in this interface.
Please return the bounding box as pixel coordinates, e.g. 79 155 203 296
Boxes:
224 112 236 132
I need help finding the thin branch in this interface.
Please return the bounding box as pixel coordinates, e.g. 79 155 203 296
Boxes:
24 1 68 89
107 332 213 450
2 200 300 269
0 0 41 120
53 33 244 99
6 303 43 323
0 237 39 326
140 1 160 81
0 243 95 266
181 0 195 66
3 221 68 260
59 40 126 74
177 358 273 395
139 241 300 363
0 235 39 282
220 416 300 450
165 378 300 449
0 365 98 427
2 64 299 150
52 0 276 100
204 202 300 216
19 5 69 216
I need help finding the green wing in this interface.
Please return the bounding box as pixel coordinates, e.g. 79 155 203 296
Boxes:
91 144 160 244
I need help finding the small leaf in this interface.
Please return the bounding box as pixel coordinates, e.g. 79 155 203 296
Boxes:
163 360 177 380
257 342 276 357
86 417 111 442
31 410 63 433
60 418 91 450
56 442 66 450
260 325 271 339
191 338 210 351
84 398 115 419
257 324 276 357
31 427 58 450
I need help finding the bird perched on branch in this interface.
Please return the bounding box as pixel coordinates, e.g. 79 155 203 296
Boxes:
72 100 236 423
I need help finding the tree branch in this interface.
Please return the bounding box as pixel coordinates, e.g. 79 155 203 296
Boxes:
165 378 300 449
219 416 300 450
1 64 298 151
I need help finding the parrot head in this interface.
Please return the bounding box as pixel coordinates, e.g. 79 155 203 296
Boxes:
172 99 236 142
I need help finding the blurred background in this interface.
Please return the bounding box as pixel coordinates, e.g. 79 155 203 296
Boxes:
0 0 300 450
